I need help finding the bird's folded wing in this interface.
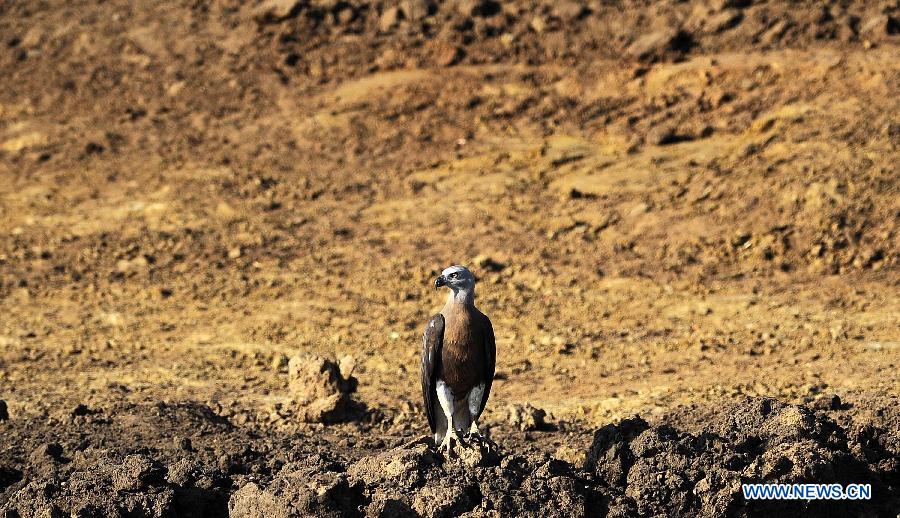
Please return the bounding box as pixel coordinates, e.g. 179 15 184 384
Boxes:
477 313 496 419
421 314 445 433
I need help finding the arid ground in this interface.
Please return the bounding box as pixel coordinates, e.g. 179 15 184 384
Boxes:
0 0 898 516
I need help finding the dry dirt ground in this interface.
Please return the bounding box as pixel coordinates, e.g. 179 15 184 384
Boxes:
0 0 898 516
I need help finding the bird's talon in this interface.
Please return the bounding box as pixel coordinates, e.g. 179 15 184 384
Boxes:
438 430 468 456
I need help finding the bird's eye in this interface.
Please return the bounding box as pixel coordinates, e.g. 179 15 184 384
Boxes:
449 272 458 279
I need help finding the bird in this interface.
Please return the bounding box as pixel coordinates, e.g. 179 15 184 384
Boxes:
420 265 496 453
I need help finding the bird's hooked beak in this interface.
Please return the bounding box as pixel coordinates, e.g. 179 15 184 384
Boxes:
434 275 446 289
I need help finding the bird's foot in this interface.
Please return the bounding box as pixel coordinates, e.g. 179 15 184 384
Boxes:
438 430 465 456
464 423 499 451
464 423 485 443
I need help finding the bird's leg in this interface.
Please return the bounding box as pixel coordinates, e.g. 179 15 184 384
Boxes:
439 427 464 455
436 381 465 455
466 421 499 451
465 384 487 443
466 421 483 442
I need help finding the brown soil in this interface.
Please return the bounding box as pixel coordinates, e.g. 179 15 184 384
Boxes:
0 0 898 516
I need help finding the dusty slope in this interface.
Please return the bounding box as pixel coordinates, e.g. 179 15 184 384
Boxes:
0 0 898 516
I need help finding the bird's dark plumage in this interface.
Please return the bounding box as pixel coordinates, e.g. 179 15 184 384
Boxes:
440 304 486 394
421 307 495 434
421 314 445 433
477 315 496 418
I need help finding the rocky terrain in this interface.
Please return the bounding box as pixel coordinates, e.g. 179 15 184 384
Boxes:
0 0 897 516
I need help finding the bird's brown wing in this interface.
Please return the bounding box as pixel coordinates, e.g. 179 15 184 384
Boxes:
476 313 496 419
421 314 445 433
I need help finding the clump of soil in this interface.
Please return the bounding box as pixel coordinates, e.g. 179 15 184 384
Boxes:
7 397 893 517
505 403 548 431
588 397 899 516
229 454 364 517
286 354 363 423
3 451 202 517
233 397 897 517
275 396 885 516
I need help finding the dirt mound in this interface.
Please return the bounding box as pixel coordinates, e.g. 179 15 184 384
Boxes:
229 397 900 517
4 451 192 517
587 397 899 516
229 454 363 518
232 438 604 518
505 403 548 431
244 397 899 516
285 354 364 423
1 397 897 516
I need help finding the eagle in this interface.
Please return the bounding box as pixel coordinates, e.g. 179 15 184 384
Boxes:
420 265 496 452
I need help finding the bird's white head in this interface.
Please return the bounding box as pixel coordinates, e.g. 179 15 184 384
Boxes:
434 265 476 303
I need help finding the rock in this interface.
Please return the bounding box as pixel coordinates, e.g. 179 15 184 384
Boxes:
19 27 45 48
553 1 588 22
0 400 8 421
400 0 432 22
646 125 690 145
215 201 237 220
1 131 48 153
704 9 743 32
506 403 547 431
271 352 288 372
296 393 348 423
287 354 360 423
288 354 355 399
626 29 693 60
379 6 402 33
434 43 463 66
455 0 500 18
338 354 356 379
252 0 303 23
334 6 355 24
859 14 899 39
